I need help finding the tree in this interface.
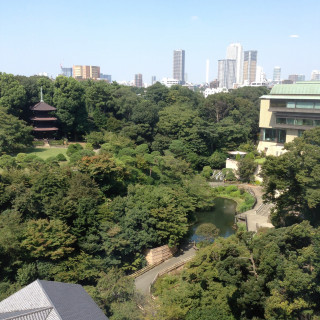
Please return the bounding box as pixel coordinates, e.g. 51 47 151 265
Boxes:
0 108 33 153
53 76 88 139
195 223 220 242
262 127 320 227
236 156 257 183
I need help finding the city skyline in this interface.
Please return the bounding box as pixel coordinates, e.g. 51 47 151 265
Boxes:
0 0 319 84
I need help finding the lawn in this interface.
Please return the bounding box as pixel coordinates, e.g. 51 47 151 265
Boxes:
25 147 69 160
255 158 266 164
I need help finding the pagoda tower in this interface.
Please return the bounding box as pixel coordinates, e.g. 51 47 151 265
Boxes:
30 88 58 139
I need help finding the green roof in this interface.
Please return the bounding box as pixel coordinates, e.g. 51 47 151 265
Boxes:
261 95 320 100
270 82 320 95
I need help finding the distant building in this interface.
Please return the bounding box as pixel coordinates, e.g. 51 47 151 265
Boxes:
288 74 305 83
273 66 281 82
257 81 320 156
226 43 243 84
161 77 179 88
72 65 100 80
256 66 266 83
100 73 112 82
282 79 294 84
311 70 320 81
134 73 143 87
173 49 185 84
203 87 228 98
243 50 257 85
210 79 219 89
0 279 108 320
218 59 236 89
151 76 156 85
60 67 73 77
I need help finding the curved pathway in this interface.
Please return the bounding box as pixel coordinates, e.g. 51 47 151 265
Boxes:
135 244 196 295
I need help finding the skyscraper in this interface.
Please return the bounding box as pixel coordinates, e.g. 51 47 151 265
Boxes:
288 74 305 83
60 66 73 77
311 70 320 81
134 74 143 87
151 76 156 85
273 66 281 82
218 59 236 89
173 49 185 84
72 65 100 79
243 51 257 85
226 43 243 84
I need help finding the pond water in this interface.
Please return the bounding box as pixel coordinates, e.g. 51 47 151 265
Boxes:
190 197 237 243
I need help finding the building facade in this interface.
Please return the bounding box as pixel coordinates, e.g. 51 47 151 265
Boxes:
288 74 305 83
243 50 257 85
257 81 320 156
100 73 112 82
60 67 73 77
72 65 100 80
273 66 281 82
173 49 185 84
226 43 243 84
134 73 143 87
218 59 236 89
311 70 320 81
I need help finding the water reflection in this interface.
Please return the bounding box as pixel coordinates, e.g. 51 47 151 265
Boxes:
190 197 236 243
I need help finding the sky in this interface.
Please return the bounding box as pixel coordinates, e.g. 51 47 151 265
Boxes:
0 0 319 84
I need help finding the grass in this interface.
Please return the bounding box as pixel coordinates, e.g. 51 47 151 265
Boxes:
255 158 266 164
25 147 69 160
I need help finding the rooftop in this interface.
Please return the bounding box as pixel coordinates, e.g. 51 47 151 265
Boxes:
270 81 320 95
30 101 56 111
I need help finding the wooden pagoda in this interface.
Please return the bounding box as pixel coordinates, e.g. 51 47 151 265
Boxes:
30 88 58 139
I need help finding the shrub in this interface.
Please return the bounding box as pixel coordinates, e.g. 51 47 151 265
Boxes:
209 151 227 169
66 143 83 156
56 153 67 161
69 149 95 163
222 168 236 181
85 131 105 149
49 140 64 146
32 141 44 146
0 155 16 169
201 166 212 180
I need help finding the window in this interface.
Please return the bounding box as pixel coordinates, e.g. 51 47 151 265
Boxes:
286 118 294 125
296 101 314 109
276 118 286 124
263 129 276 141
298 130 304 137
270 100 286 108
278 130 286 143
314 120 320 126
302 119 313 126
286 101 295 108
295 119 303 125
315 103 320 109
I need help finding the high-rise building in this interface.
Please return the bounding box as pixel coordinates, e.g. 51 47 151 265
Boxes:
255 66 266 83
151 76 156 85
226 43 243 84
218 59 236 89
134 74 143 87
72 65 100 80
173 49 185 84
100 73 112 82
243 51 257 85
288 74 305 83
61 67 73 77
311 70 320 81
273 66 281 82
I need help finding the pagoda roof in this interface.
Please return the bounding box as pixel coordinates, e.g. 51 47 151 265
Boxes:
33 127 59 131
31 101 56 111
30 117 57 121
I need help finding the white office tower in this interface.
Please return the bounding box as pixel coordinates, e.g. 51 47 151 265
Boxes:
311 70 320 81
173 49 185 84
256 66 266 83
218 59 236 89
226 43 243 84
206 59 210 84
273 66 281 82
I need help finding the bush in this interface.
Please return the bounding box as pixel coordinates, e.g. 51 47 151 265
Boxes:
49 140 64 146
237 157 257 183
85 131 105 149
222 168 236 181
69 149 95 163
66 143 83 156
56 153 67 161
32 141 44 146
201 166 212 180
0 155 16 169
209 151 226 169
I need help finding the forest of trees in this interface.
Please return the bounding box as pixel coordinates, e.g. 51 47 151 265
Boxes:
1 72 320 319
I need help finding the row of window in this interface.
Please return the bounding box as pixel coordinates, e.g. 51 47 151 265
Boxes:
276 117 320 126
271 100 320 109
261 128 305 143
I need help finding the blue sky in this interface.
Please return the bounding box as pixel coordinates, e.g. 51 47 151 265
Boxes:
0 0 319 84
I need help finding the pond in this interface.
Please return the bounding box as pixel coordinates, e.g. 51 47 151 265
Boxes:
189 197 237 243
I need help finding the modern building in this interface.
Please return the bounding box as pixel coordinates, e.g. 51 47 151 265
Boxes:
256 66 266 83
288 74 305 83
100 73 112 82
134 73 143 87
257 81 320 156
218 59 236 89
60 67 73 77
226 43 243 84
30 89 58 138
311 70 320 81
273 66 281 82
72 65 100 80
151 76 156 85
0 279 108 320
203 87 228 98
161 77 179 88
243 50 257 85
173 49 185 84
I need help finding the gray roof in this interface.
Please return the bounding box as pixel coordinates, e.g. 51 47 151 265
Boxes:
0 280 109 320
